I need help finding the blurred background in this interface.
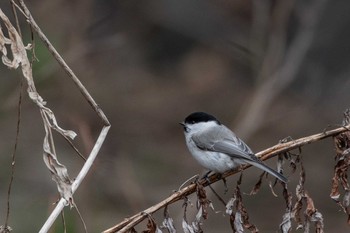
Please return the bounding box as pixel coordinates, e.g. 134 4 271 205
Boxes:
1 0 350 232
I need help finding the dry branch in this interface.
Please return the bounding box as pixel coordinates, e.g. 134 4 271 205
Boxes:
103 124 350 233
15 0 110 126
0 2 111 232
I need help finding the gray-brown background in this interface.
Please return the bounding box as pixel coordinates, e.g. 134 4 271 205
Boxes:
0 0 350 232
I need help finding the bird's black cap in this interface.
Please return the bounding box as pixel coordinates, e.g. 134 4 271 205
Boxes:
184 112 221 125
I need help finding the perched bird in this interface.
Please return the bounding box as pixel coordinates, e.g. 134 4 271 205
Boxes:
180 112 287 183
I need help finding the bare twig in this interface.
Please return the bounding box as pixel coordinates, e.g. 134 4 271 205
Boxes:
10 0 22 37
17 0 110 127
4 77 23 229
3 2 24 230
58 132 86 161
74 204 88 233
103 124 349 233
39 126 110 233
0 1 111 232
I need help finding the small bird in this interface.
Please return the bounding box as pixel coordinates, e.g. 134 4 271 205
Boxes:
180 112 287 183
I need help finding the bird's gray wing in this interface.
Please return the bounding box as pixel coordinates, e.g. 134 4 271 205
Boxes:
191 125 254 160
192 125 288 183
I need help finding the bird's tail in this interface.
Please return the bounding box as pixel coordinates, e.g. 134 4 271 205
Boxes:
245 159 288 183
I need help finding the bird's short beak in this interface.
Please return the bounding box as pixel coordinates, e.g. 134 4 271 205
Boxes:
179 122 188 132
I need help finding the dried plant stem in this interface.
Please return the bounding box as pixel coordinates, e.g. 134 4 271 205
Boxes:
39 125 110 233
4 81 22 228
17 0 110 126
6 1 111 232
3 2 23 229
102 124 350 233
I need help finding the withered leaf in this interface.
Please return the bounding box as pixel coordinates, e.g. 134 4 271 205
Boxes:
181 219 195 233
279 211 292 233
249 172 264 195
0 225 12 233
143 216 162 233
162 206 176 233
305 193 324 233
182 195 202 233
229 181 258 233
331 131 350 223
226 197 235 215
0 9 76 206
280 184 292 233
234 212 244 233
195 182 209 220
343 190 350 208
162 216 176 233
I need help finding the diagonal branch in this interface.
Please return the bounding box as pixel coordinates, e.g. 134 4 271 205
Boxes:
16 0 110 127
39 126 110 233
2 1 111 232
102 124 349 233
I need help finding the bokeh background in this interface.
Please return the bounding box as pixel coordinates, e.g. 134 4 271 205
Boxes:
1 0 350 232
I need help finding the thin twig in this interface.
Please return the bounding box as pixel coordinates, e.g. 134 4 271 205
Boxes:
4 1 23 228
74 204 88 233
56 131 86 161
61 211 66 233
9 0 27 20
207 184 227 206
102 124 349 233
17 0 110 127
4 77 23 228
4 1 111 232
10 0 22 37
